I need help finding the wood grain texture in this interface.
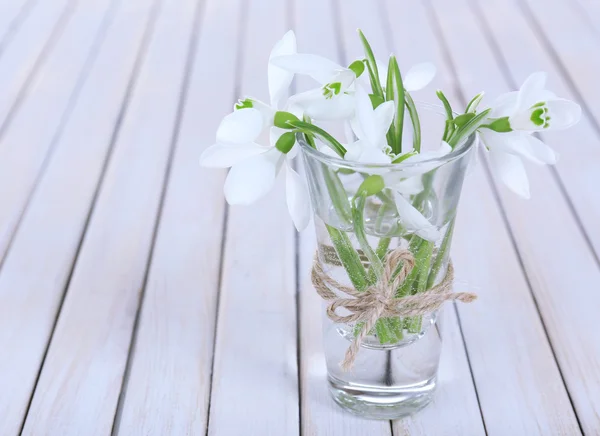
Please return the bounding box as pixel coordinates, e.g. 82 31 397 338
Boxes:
20 0 199 433
0 1 158 434
206 0 299 435
0 0 71 130
114 0 242 433
0 0 115 264
337 2 486 434
0 0 32 51
426 0 582 433
468 0 600 432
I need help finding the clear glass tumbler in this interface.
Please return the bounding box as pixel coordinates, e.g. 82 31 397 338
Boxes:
300 103 476 419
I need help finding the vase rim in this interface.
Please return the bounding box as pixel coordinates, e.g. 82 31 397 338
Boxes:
298 101 477 171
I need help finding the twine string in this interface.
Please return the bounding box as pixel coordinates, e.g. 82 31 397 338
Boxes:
311 247 477 371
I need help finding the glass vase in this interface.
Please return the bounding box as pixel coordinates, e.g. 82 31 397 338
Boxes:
300 103 476 419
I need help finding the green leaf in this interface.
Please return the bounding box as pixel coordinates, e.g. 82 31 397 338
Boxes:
386 56 405 155
453 112 476 128
352 192 384 280
286 119 347 157
405 92 422 152
448 108 492 148
391 150 417 164
274 131 296 153
466 92 485 113
302 115 316 148
369 93 385 109
274 111 300 129
436 90 454 141
324 170 352 224
358 29 384 98
348 59 366 78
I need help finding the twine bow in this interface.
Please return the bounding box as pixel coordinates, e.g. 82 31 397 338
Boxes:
311 247 477 371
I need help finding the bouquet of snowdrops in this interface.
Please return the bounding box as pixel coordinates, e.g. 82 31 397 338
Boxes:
200 29 581 349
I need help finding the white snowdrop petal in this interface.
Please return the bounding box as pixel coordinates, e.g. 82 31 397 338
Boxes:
394 192 440 242
373 101 395 145
488 148 531 199
403 62 436 91
515 72 547 112
489 91 519 118
199 143 269 168
268 31 297 107
285 164 311 231
224 150 283 204
306 93 355 121
216 108 264 144
545 99 582 130
270 53 343 84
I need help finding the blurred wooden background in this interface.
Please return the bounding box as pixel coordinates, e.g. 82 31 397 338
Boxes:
0 0 598 434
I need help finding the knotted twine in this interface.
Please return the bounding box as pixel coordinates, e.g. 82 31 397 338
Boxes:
311 247 477 371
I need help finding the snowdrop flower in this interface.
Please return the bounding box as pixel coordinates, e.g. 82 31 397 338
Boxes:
480 72 581 198
270 52 361 121
199 31 311 231
376 61 437 93
345 85 395 164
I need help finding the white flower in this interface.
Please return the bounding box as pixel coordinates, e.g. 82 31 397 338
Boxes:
345 85 395 164
199 31 311 231
381 142 452 241
481 72 581 198
376 61 437 93
270 52 358 121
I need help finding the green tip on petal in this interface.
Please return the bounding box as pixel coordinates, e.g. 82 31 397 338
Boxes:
274 111 300 129
235 98 254 110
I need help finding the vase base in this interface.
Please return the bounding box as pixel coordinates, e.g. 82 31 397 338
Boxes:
328 375 436 420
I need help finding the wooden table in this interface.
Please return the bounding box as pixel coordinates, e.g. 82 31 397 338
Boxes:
0 0 598 434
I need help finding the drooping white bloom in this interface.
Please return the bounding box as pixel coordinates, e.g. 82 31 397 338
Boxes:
270 53 358 121
381 142 452 241
345 85 395 164
199 31 311 231
481 72 581 198
376 61 437 93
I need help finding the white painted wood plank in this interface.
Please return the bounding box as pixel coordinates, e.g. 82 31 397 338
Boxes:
336 2 486 434
0 0 31 51
114 0 242 433
206 1 299 435
426 0 582 433
21 0 199 433
0 1 157 434
0 0 71 128
293 0 391 433
0 0 115 263
467 0 600 432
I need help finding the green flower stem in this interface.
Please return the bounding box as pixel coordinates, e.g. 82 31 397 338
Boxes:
352 193 384 280
326 224 369 292
323 170 352 225
287 120 347 157
448 108 491 148
367 236 391 283
405 92 421 152
436 90 455 141
427 218 455 289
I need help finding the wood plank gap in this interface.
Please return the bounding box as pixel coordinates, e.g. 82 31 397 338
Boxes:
0 0 76 140
468 0 600 271
425 0 582 429
0 0 122 272
108 1 206 435
16 0 164 432
203 0 248 434
0 0 39 59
